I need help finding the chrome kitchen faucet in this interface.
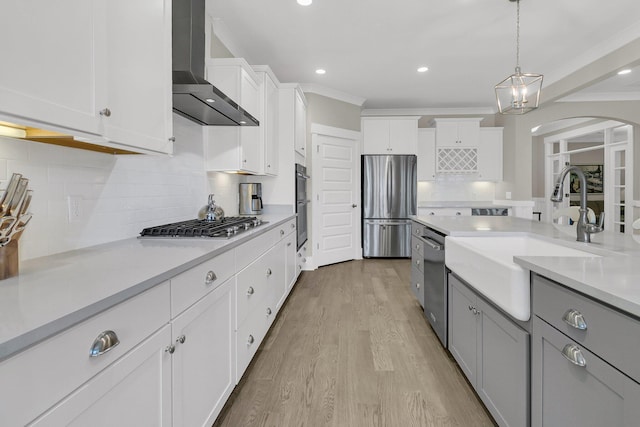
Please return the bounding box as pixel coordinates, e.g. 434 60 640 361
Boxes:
550 165 604 243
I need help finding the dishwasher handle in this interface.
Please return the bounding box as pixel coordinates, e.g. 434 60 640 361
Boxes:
419 236 443 251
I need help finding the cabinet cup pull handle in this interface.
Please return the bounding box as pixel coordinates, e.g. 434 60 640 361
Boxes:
247 335 255 345
561 344 587 367
562 309 587 330
176 335 186 344
89 330 120 357
99 108 111 117
266 268 272 276
247 286 255 295
205 270 217 285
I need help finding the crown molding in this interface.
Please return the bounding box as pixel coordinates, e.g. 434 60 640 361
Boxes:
361 107 497 116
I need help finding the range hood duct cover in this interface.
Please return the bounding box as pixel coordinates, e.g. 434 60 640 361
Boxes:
172 0 258 126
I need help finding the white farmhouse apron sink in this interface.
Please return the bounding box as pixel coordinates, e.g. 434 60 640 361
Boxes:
445 235 600 321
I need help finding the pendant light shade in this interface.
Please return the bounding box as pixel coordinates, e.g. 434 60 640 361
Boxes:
495 0 543 114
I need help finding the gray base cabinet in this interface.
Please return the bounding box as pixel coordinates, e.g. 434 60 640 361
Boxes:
531 273 640 427
448 273 529 427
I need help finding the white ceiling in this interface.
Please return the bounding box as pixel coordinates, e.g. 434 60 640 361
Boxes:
207 0 640 111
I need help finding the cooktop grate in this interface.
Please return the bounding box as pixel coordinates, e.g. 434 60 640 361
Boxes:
139 216 264 238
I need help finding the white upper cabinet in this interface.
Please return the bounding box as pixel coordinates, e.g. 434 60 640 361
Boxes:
0 1 102 136
253 66 280 176
294 89 307 157
417 128 436 181
477 128 504 181
102 0 174 154
433 118 482 147
204 59 261 174
0 0 174 155
362 117 419 154
280 84 307 160
206 58 260 119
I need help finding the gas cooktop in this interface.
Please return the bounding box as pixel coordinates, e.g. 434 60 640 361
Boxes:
139 216 266 239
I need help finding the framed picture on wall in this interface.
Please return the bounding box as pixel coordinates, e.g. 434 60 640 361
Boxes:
570 164 603 194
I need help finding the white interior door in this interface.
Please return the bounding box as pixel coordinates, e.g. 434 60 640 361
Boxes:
311 124 361 267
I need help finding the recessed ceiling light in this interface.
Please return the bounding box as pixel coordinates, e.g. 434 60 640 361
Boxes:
417 66 429 73
315 69 326 75
205 98 215 103
618 69 632 75
297 0 312 5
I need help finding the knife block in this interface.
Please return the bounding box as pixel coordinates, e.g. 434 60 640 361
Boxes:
0 240 19 280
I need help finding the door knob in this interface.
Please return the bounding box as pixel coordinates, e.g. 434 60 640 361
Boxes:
352 204 358 208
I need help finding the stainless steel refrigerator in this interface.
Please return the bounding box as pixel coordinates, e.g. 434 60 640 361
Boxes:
362 155 417 257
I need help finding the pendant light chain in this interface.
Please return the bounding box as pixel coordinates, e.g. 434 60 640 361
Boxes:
515 0 520 71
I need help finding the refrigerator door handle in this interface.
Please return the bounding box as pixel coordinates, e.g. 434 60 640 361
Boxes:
387 159 393 217
364 220 411 226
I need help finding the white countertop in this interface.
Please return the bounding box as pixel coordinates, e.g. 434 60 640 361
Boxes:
417 201 512 208
412 215 640 318
0 214 295 360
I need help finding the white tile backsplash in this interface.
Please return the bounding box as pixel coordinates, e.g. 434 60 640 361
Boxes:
0 114 212 261
418 178 496 202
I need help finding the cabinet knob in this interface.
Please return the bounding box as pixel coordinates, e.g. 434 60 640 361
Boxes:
266 268 272 276
456 212 461 216
416 244 420 250
429 212 435 215
416 283 420 289
416 260 421 266
298 253 302 258
562 309 587 330
165 344 176 354
291 223 296 229
266 307 272 315
280 229 285 236
176 335 186 344
287 242 292 247
168 136 176 142
247 286 255 295
99 108 111 117
243 159 247 163
247 335 255 345
205 270 217 285
352 204 358 208
89 330 120 357
561 344 587 367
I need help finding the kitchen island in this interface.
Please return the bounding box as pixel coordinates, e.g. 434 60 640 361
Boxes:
412 215 640 427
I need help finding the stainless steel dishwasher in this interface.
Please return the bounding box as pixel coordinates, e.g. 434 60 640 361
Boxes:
420 228 447 347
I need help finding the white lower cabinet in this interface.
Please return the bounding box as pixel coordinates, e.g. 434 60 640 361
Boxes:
170 278 236 427
29 325 172 427
448 273 529 427
1 218 299 427
284 232 297 294
0 282 170 427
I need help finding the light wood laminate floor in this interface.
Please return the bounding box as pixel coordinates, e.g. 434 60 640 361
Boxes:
213 259 496 427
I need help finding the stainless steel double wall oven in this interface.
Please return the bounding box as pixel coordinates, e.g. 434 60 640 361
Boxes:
295 164 309 250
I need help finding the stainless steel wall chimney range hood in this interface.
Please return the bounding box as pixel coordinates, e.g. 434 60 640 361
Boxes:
172 0 259 126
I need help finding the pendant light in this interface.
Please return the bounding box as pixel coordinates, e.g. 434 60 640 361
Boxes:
495 0 543 114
